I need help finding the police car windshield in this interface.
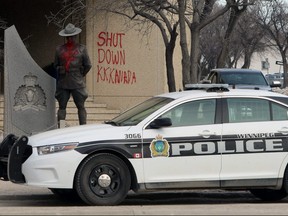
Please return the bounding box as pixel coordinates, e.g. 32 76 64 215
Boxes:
110 97 173 126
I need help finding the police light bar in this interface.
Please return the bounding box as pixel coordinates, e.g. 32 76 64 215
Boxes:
184 83 229 92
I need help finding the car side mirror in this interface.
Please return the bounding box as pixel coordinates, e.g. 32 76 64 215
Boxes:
149 118 172 129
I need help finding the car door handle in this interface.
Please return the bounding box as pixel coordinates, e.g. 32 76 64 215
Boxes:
278 127 288 135
199 130 216 138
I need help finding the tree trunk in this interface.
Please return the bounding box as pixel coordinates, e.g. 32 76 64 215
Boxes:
190 24 200 84
178 0 190 88
165 50 176 92
217 6 245 68
165 27 177 92
241 49 253 68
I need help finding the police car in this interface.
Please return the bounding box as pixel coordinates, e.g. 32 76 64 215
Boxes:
1 84 288 205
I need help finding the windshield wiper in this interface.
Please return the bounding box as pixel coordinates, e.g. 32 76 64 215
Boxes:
104 120 119 126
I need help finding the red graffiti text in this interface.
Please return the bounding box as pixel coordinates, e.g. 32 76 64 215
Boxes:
97 65 136 84
97 32 125 48
96 31 137 85
98 49 125 65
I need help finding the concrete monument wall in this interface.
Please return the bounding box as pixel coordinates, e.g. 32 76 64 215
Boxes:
4 25 57 137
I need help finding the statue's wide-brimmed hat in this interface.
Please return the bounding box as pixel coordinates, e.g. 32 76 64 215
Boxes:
59 23 82 37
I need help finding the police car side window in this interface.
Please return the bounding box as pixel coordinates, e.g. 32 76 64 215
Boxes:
161 99 216 127
227 98 270 123
272 103 288 120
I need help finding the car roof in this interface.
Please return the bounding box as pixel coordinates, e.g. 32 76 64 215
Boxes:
156 87 287 100
211 68 263 73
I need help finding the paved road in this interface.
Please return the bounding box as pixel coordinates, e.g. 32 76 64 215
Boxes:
1 181 288 215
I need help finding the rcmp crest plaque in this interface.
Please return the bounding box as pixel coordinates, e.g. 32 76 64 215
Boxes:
13 73 46 112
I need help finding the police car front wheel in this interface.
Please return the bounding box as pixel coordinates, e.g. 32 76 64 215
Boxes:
75 153 131 206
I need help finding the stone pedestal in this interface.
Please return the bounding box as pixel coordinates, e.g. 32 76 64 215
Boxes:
4 25 57 137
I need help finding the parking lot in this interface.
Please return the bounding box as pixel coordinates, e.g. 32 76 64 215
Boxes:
2 181 288 215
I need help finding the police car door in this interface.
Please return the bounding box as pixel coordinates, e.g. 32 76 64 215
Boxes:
142 98 222 189
220 97 288 187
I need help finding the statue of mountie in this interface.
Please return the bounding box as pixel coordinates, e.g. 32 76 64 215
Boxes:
54 23 92 126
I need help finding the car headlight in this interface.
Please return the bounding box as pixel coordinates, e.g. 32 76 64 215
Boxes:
37 142 79 155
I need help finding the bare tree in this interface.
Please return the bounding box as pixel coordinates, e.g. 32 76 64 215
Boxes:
46 0 86 29
126 0 179 92
200 1 267 74
177 0 191 86
216 0 251 68
199 3 229 76
187 0 232 83
217 4 266 69
255 0 288 87
236 8 266 69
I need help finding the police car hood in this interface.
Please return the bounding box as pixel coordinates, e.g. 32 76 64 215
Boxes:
28 124 130 147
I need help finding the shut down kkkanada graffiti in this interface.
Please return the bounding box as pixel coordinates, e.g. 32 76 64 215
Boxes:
97 31 137 85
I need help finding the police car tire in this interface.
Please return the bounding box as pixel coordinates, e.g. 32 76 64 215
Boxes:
249 188 287 201
75 153 131 206
283 165 288 193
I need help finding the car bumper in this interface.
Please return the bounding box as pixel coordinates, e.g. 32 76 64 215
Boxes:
22 147 86 188
0 134 31 183
0 133 86 189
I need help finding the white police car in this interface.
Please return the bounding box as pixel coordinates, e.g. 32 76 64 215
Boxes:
1 84 288 205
